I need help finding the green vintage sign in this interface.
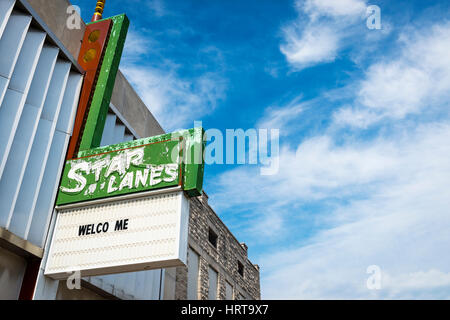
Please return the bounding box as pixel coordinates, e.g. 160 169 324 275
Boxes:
57 127 205 205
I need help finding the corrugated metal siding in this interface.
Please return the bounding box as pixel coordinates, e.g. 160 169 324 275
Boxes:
0 3 83 248
99 106 138 147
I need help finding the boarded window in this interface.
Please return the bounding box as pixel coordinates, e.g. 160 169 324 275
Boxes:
225 281 233 300
208 267 218 300
187 248 199 300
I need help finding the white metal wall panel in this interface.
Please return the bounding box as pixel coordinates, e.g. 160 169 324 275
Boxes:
100 113 116 146
0 28 45 181
0 75 8 107
27 131 70 247
0 0 15 39
123 133 134 142
27 73 83 247
100 114 136 147
0 11 31 79
113 123 125 145
4 46 59 236
12 61 71 239
8 29 45 92
0 11 31 107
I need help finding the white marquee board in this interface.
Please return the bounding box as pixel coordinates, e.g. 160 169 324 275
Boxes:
44 189 189 280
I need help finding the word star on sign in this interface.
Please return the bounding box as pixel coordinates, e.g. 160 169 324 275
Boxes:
60 147 180 195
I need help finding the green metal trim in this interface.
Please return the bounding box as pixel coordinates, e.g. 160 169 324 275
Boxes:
182 127 206 197
79 14 130 151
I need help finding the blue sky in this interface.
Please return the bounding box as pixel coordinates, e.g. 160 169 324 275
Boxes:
72 0 450 299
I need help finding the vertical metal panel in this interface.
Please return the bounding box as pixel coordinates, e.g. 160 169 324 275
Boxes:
4 46 59 236
27 131 69 247
100 112 136 147
0 89 22 179
112 275 130 299
24 45 59 108
0 105 41 219
27 73 83 247
133 272 145 299
99 113 116 146
123 133 134 142
0 11 31 80
13 61 70 241
0 75 8 108
55 73 83 136
113 123 125 145
187 248 200 299
0 0 15 39
144 269 163 299
8 29 46 92
0 29 45 182
40 62 72 123
0 9 30 107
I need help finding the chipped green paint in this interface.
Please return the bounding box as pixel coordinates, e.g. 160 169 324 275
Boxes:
57 128 205 205
79 14 130 151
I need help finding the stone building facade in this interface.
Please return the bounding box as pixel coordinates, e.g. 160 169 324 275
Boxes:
164 193 261 300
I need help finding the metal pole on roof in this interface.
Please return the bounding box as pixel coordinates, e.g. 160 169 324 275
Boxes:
91 0 106 22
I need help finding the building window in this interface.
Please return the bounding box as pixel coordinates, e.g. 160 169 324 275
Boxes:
208 227 218 248
187 248 200 300
225 281 233 300
238 261 244 277
208 267 218 300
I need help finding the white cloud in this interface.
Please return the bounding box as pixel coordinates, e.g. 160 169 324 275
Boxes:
280 0 368 70
120 30 226 131
336 22 450 127
211 121 450 299
303 0 367 20
281 25 339 69
257 97 305 135
209 20 450 299
121 66 225 130
147 0 168 17
122 29 155 60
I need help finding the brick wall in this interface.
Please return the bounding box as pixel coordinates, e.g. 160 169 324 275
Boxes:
173 192 261 300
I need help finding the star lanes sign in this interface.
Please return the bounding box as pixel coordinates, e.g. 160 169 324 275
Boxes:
57 127 205 205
